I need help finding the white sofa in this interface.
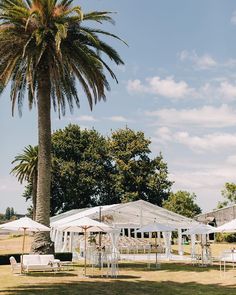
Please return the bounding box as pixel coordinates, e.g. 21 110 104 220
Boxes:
21 254 60 273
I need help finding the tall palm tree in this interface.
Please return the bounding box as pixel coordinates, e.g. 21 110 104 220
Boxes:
11 145 38 220
0 0 125 253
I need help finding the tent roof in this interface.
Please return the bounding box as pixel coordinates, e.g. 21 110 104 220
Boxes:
51 200 199 229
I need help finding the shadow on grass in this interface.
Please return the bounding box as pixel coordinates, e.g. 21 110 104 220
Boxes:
119 262 220 273
23 272 78 278
1 280 235 295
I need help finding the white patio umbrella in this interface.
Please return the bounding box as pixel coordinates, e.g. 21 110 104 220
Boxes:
0 217 50 272
183 223 215 266
214 219 236 233
182 223 215 235
136 222 177 267
58 216 112 276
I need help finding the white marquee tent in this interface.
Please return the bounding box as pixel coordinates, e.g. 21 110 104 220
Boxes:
50 200 199 256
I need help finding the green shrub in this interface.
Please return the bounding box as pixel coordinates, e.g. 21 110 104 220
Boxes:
54 252 72 261
224 233 236 243
215 232 236 243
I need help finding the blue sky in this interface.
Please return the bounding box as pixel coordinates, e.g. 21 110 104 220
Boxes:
1 0 236 213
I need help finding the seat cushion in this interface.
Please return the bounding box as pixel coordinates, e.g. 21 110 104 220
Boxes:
22 255 41 266
40 255 55 265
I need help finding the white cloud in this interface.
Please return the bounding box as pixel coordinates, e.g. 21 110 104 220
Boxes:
127 79 146 93
226 154 236 164
219 81 236 99
231 11 236 25
76 115 98 122
179 50 217 69
106 116 131 123
166 159 236 210
154 128 236 153
145 104 236 128
127 76 193 98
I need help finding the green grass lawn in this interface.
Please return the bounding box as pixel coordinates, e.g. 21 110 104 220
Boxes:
0 262 235 295
1 235 236 294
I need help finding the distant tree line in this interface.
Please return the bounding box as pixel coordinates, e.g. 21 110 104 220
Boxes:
0 207 16 222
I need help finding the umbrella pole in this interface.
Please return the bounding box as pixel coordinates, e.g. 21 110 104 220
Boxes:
155 232 158 268
21 228 26 274
84 228 87 277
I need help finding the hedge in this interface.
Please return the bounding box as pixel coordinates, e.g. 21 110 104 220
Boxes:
0 252 72 265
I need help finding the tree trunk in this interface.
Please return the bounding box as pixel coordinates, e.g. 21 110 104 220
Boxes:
31 73 54 254
32 171 37 221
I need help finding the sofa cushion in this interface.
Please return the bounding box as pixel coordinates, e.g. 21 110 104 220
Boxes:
22 255 41 266
40 255 55 265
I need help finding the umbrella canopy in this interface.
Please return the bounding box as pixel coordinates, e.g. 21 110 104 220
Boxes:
136 222 177 233
214 219 236 233
182 224 215 235
0 217 50 274
58 216 112 277
0 216 50 232
58 216 111 232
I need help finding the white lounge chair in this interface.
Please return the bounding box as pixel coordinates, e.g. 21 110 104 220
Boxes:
9 256 21 274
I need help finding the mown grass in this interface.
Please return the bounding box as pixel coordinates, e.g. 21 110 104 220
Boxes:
0 235 236 294
0 261 236 295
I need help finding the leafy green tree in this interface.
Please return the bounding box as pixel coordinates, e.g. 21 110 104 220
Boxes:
50 124 116 214
163 191 202 218
20 125 173 213
5 207 11 220
10 208 15 218
11 145 38 220
0 1 124 253
108 128 173 205
218 182 236 208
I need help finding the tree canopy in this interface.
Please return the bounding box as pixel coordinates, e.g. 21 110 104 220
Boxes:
217 182 236 208
20 125 173 214
162 190 202 218
108 128 173 205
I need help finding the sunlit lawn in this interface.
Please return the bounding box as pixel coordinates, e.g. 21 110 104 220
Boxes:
0 235 236 294
0 261 236 295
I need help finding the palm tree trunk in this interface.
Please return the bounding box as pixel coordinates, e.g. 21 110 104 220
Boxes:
31 73 54 254
32 171 37 221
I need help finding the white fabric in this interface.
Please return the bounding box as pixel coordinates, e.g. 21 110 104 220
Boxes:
214 219 236 233
58 217 112 233
136 222 176 233
109 229 121 255
178 228 183 256
163 231 172 258
183 224 215 235
51 200 199 231
0 217 50 232
190 234 196 257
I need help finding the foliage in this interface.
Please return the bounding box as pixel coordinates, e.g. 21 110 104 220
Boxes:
215 232 236 243
108 128 173 205
11 146 38 183
50 124 115 214
4 207 15 220
4 207 11 220
217 182 236 208
20 125 173 214
162 191 202 218
0 0 125 116
11 146 38 219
